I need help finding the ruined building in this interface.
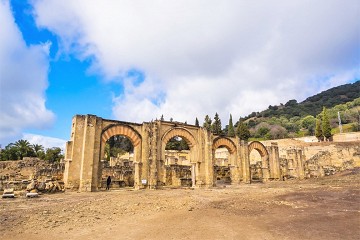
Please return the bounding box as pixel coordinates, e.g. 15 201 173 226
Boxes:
63 114 310 192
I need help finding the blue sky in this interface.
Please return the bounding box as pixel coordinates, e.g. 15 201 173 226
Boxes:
0 0 359 148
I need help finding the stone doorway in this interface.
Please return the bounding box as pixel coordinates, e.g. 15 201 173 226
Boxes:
100 135 135 190
214 148 231 186
162 136 192 187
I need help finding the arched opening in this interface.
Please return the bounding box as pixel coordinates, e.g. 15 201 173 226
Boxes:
212 137 237 186
249 150 262 182
101 135 135 189
163 136 192 187
161 128 197 188
100 124 142 190
248 141 269 183
214 147 231 186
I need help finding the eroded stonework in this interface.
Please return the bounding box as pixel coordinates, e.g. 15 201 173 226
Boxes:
63 115 292 191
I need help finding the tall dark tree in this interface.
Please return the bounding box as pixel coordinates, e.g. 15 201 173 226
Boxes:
160 114 164 121
227 114 235 137
315 114 323 141
212 113 222 135
195 117 199 127
203 115 212 131
322 107 332 140
236 118 250 141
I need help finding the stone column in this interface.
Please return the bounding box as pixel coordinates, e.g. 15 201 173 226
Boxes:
267 142 281 180
191 163 196 188
261 155 270 182
203 130 214 187
240 140 250 183
133 162 140 190
287 149 297 178
297 149 305 180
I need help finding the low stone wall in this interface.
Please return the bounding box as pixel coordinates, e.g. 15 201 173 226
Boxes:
0 158 64 191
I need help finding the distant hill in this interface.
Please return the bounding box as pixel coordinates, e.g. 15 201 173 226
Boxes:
246 81 360 119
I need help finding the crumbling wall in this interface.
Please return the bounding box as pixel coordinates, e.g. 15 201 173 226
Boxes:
0 158 65 191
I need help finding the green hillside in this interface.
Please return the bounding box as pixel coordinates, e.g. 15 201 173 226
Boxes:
247 81 360 119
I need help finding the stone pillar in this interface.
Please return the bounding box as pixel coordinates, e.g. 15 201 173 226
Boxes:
240 140 250 183
297 149 305 180
191 163 196 187
134 162 140 190
261 155 270 182
203 130 214 187
148 122 158 189
267 142 281 180
79 115 102 192
287 149 297 178
141 124 150 188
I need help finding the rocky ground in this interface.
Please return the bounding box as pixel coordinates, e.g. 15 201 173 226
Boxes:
1 168 359 240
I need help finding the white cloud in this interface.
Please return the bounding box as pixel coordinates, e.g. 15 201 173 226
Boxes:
23 133 66 150
0 1 54 144
31 0 360 124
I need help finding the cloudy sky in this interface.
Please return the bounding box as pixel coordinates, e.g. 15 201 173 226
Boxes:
0 0 359 148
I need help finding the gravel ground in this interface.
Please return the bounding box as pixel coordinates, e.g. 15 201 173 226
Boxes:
1 168 359 240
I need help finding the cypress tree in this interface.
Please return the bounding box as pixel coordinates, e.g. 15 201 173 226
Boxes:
315 114 323 141
195 117 199 126
203 115 212 131
227 114 235 137
322 107 332 140
212 113 222 135
236 118 250 141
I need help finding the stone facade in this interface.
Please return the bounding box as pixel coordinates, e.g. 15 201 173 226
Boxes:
63 115 285 192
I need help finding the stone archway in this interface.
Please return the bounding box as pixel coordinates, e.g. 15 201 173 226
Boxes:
248 141 270 182
161 127 198 187
212 137 237 186
100 124 142 189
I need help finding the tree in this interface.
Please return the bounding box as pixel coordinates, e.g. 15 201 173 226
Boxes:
14 139 34 159
236 118 250 141
227 114 235 137
322 107 332 140
45 147 64 163
0 143 18 160
160 114 164 121
212 113 222 135
315 114 323 141
32 144 45 158
195 117 199 127
301 115 316 135
203 115 212 131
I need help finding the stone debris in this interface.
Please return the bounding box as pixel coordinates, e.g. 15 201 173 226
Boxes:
2 188 15 198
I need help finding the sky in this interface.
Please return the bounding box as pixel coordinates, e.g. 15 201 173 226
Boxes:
0 0 359 149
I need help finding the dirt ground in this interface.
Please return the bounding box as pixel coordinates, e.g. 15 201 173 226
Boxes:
1 169 359 240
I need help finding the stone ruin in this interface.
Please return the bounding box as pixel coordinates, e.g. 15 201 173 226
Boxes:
0 157 65 197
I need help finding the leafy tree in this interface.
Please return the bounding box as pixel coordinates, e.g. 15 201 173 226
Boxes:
0 143 18 160
45 147 63 163
301 115 316 135
236 118 250 141
203 115 212 131
160 114 164 121
212 112 222 135
165 137 190 150
195 117 199 127
227 114 235 137
322 107 332 140
315 114 323 141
